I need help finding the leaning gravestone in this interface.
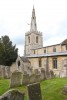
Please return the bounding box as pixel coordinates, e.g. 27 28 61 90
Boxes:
0 89 24 100
10 70 22 88
27 82 42 100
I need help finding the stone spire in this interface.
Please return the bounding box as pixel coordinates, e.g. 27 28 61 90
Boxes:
30 6 37 32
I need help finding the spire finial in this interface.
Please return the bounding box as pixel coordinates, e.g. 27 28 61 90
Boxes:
30 6 37 32
33 5 34 10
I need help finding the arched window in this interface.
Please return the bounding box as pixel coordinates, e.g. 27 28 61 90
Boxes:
28 36 30 43
36 36 38 43
18 61 20 69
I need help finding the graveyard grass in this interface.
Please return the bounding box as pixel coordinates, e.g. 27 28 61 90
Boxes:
0 78 67 100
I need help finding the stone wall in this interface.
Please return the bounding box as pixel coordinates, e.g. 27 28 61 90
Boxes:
29 56 67 77
0 65 10 79
31 44 67 55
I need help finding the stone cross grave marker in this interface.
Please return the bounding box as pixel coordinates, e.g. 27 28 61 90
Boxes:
27 82 42 100
10 70 22 88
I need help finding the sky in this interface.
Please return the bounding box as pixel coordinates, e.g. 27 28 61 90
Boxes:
0 0 67 56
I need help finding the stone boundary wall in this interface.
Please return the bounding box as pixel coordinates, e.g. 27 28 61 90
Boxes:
0 65 11 79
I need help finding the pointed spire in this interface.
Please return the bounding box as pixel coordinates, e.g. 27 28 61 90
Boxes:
30 6 37 32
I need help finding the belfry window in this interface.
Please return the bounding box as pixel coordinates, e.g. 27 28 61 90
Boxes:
53 58 57 69
36 36 38 43
28 36 30 43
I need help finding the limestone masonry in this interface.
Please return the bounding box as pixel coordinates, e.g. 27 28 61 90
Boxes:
0 6 67 79
24 6 67 77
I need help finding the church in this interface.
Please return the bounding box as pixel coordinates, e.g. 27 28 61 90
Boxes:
0 6 67 79
24 6 67 77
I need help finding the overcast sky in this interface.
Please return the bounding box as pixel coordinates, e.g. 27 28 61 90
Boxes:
0 0 67 56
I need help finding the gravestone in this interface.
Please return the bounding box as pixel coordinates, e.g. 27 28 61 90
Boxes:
64 65 67 78
34 69 40 75
0 65 11 79
64 59 67 77
63 85 67 95
49 70 54 78
40 68 46 80
27 82 42 100
35 74 41 82
22 74 30 85
0 89 24 100
29 74 36 83
10 70 22 88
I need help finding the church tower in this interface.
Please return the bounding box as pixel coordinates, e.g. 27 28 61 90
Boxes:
24 6 43 56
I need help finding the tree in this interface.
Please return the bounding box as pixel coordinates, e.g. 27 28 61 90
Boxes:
0 35 18 66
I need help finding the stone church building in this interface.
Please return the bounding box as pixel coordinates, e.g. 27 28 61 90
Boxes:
24 6 67 77
0 6 67 79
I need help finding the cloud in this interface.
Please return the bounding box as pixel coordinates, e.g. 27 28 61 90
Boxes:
0 0 67 55
11 35 25 45
16 44 24 56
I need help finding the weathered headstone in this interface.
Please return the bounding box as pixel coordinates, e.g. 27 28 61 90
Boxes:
49 70 54 78
34 69 40 75
10 70 22 88
63 85 67 95
22 74 30 85
27 82 42 100
0 89 24 100
64 59 67 77
40 68 46 80
0 65 11 79
64 65 67 78
35 74 41 82
29 74 36 83
4 66 11 79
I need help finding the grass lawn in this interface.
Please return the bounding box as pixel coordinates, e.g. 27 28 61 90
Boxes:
0 78 67 100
